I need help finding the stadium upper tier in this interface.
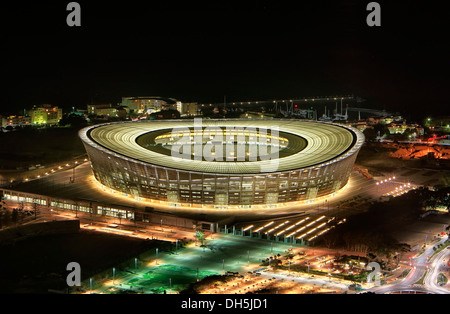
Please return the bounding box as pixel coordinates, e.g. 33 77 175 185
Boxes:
80 119 363 174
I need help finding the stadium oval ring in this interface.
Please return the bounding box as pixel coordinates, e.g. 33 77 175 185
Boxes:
79 119 364 209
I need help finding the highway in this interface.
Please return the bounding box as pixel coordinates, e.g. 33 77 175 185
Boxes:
368 237 450 294
424 246 450 294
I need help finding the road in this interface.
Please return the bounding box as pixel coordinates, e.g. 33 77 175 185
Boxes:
425 247 450 294
368 237 450 294
36 205 199 243
259 270 354 293
8 161 391 222
8 154 440 227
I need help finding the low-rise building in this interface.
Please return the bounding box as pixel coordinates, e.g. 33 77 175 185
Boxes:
29 104 62 125
4 115 32 127
88 103 116 117
387 123 423 138
121 96 177 114
87 104 129 118
387 123 410 134
178 102 199 115
0 115 7 128
368 115 403 125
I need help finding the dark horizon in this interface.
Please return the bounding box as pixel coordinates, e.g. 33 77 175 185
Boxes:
2 0 449 121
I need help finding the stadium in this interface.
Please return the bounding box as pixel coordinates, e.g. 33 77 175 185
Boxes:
79 119 364 210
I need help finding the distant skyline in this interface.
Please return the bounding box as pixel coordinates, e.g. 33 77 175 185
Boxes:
2 1 449 120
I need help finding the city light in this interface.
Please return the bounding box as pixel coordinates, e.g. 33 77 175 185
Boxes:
1 3 449 297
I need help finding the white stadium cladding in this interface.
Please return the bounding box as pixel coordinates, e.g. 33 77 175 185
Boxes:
79 119 364 210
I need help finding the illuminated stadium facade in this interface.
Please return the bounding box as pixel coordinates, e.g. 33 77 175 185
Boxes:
79 120 364 209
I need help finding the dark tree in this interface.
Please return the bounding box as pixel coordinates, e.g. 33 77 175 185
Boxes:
363 128 378 142
59 113 88 128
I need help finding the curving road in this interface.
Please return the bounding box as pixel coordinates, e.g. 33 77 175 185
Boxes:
424 246 450 294
368 237 450 294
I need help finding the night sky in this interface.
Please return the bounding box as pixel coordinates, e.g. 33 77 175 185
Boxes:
2 0 449 120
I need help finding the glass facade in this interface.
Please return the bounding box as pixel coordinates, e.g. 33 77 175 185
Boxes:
3 193 47 206
80 120 364 209
83 138 361 209
1 190 135 219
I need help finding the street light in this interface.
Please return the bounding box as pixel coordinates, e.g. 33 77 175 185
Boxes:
112 267 116 285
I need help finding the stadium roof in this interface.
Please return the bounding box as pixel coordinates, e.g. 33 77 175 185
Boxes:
80 119 364 174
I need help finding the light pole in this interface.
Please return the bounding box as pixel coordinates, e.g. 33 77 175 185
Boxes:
247 250 250 267
135 258 138 270
89 278 93 294
222 259 225 274
112 267 116 285
169 278 172 294
156 248 159 265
